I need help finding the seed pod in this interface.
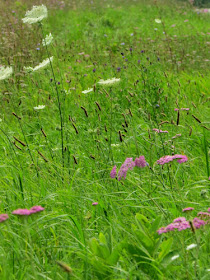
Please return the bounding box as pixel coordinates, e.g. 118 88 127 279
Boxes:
81 106 88 117
192 115 201 123
38 151 48 162
41 128 47 137
95 101 101 111
13 137 26 147
118 130 123 142
73 155 78 164
176 110 180 126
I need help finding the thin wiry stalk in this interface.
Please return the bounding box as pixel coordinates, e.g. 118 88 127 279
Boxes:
40 23 65 169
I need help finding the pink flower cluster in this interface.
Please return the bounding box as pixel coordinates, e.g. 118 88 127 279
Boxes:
157 217 206 234
110 156 147 181
157 154 188 165
158 207 210 234
0 214 9 223
182 207 194 212
12 205 45 216
0 205 45 223
153 129 168 133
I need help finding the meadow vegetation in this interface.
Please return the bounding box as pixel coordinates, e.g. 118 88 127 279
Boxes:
0 0 209 279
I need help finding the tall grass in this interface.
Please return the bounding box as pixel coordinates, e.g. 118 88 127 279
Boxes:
0 0 209 279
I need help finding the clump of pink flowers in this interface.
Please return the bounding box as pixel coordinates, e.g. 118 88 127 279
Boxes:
158 207 210 234
182 207 194 212
157 154 188 165
157 217 206 234
12 205 45 216
0 214 9 223
110 156 147 181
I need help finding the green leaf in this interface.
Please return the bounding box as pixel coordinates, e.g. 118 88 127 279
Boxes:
157 238 173 263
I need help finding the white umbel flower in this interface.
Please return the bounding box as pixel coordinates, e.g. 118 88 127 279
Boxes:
155 19 161 24
171 255 180 261
82 88 93 94
186 244 197 251
23 66 34 73
22 5 48 24
0 66 13 81
24 57 53 73
42 33 53 46
98 78 120 86
34 105 45 110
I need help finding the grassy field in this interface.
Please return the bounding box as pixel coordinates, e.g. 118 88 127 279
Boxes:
0 0 209 279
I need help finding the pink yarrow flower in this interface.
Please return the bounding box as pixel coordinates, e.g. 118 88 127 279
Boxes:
0 214 9 223
118 158 135 181
92 202 98 206
110 165 117 178
157 155 174 165
197 212 210 217
12 209 31 216
157 216 206 234
183 207 194 212
12 205 45 216
157 154 188 165
134 156 147 168
30 205 45 214
208 208 210 213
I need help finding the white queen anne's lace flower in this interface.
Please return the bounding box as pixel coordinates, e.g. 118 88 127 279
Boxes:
42 33 53 46
186 244 197 251
22 5 48 24
82 88 93 94
0 66 13 81
34 105 45 110
171 255 179 261
97 78 120 86
155 19 161 24
24 57 53 73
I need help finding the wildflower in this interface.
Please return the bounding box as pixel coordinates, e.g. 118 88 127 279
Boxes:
30 205 45 214
42 33 53 46
92 202 98 206
98 78 120 86
173 154 188 163
186 244 197 250
197 212 210 217
157 155 174 165
153 128 168 133
22 5 48 24
34 105 45 110
0 66 13 81
134 156 147 168
157 154 188 165
192 217 206 229
157 227 167 234
155 19 161 24
24 57 53 73
118 158 135 181
82 88 93 94
174 108 179 111
208 208 210 212
171 255 180 261
182 207 194 212
0 214 9 223
110 165 117 179
12 209 31 216
34 57 53 72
